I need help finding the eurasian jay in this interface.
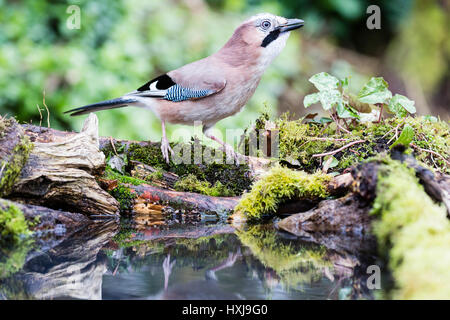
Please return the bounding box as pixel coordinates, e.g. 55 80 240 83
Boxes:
65 13 304 163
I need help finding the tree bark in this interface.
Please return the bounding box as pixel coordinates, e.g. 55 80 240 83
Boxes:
3 115 119 217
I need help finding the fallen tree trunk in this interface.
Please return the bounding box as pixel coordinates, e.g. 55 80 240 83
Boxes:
1 115 119 217
127 183 240 218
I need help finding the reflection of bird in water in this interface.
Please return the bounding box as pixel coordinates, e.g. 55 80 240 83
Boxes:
158 251 243 300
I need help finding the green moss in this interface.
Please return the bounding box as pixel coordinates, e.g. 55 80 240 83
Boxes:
174 174 234 197
0 200 33 245
371 161 450 299
236 225 331 288
0 238 34 279
272 114 449 174
235 166 330 221
103 166 147 186
110 184 137 212
126 142 253 196
100 166 142 211
0 135 34 197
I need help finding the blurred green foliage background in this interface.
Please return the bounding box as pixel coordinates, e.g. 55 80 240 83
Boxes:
0 0 448 142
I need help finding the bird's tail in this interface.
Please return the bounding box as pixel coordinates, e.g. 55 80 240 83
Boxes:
64 97 138 116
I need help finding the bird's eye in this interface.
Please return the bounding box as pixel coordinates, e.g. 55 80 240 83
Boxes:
261 20 271 30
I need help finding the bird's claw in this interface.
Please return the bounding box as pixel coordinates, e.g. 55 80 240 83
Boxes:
161 138 174 164
163 254 176 274
223 145 247 166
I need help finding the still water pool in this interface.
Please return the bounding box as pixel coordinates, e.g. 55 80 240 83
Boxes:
0 219 375 300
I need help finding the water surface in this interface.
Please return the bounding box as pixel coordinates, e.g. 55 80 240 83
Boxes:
0 219 375 300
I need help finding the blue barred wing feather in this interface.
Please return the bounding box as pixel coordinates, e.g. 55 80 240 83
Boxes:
132 74 226 102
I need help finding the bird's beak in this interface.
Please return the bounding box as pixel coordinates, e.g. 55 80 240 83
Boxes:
277 18 304 33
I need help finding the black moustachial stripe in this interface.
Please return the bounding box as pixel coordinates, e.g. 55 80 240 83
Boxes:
137 74 176 91
261 29 280 48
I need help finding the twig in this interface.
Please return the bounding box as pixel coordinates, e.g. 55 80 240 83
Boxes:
381 119 405 140
319 122 331 135
307 137 351 142
410 143 450 166
42 90 50 128
312 140 366 158
110 136 119 156
330 113 351 135
36 103 43 129
387 120 405 144
298 136 350 149
0 162 6 177
375 104 383 123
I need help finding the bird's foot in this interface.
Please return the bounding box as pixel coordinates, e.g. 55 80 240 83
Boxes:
223 144 247 165
161 138 174 164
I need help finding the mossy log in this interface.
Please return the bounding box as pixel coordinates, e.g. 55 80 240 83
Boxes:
125 183 241 217
277 194 376 255
3 114 119 217
277 153 450 253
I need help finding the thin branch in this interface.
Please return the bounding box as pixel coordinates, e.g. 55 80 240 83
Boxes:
387 120 405 144
42 90 50 128
410 143 450 166
36 103 43 129
110 136 119 156
312 140 366 158
319 122 331 135
331 113 351 135
381 119 405 140
307 137 351 142
0 162 6 177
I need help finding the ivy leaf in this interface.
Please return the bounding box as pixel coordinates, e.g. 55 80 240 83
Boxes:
324 155 339 168
303 93 320 108
309 72 339 91
358 109 380 123
388 94 416 118
317 117 332 124
391 124 414 148
337 102 359 119
357 77 392 104
340 77 349 93
318 89 342 110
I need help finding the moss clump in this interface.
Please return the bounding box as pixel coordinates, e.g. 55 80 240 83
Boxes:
0 200 33 245
271 114 449 174
174 174 234 197
103 166 147 186
0 134 34 197
110 184 137 212
100 166 143 211
0 239 34 279
236 225 331 288
126 142 253 196
235 166 330 221
371 161 450 299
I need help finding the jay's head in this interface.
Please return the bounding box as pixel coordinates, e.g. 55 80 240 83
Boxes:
222 13 304 67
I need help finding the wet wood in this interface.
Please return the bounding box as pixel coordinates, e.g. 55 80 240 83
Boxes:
128 183 240 217
277 194 376 255
7 114 119 217
11 221 118 300
143 224 234 241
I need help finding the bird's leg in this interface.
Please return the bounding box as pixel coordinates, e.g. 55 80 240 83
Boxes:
203 126 246 164
161 120 174 164
206 250 241 281
163 254 176 291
